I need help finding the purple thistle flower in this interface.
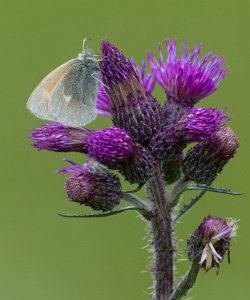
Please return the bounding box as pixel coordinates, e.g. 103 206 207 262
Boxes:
100 40 163 144
174 107 230 142
151 108 229 161
182 126 239 184
148 39 227 107
187 216 237 272
88 128 156 184
30 123 155 184
30 122 90 152
58 160 122 212
96 60 155 118
86 127 134 166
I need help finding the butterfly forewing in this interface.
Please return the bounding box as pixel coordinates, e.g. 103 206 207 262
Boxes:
48 59 98 126
26 59 75 121
27 47 100 127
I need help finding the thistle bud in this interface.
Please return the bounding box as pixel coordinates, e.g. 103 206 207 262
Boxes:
86 127 134 168
100 40 163 144
182 126 239 184
187 216 237 272
57 160 122 212
30 122 90 152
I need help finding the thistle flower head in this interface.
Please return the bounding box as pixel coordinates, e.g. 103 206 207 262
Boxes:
148 39 227 107
150 108 229 161
100 40 163 144
101 40 141 93
187 216 237 272
86 127 134 165
30 122 90 152
182 126 239 184
96 60 155 118
58 160 122 212
174 107 230 142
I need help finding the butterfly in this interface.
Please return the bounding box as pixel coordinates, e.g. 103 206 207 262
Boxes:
27 40 100 127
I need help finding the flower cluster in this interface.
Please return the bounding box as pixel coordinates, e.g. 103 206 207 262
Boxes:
28 39 240 298
29 39 239 208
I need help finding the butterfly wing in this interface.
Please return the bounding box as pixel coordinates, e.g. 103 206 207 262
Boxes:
27 59 75 121
47 59 99 127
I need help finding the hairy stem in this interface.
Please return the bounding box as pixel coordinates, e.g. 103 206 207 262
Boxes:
146 162 174 300
169 259 200 300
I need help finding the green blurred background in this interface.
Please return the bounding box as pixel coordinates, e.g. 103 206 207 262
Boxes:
0 0 249 299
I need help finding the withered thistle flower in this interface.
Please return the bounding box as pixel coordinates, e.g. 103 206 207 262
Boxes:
187 216 237 272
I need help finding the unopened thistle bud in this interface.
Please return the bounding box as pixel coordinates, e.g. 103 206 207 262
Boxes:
182 126 239 184
100 40 163 144
57 160 122 212
187 216 237 272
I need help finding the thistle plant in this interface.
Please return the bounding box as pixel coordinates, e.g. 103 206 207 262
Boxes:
28 39 240 299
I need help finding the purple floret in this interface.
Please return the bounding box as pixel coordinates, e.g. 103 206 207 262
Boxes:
86 127 134 165
175 107 230 142
148 39 227 106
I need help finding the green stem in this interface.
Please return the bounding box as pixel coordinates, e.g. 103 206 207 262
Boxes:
169 259 200 300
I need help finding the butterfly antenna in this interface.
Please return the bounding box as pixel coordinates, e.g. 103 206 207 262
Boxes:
82 38 87 51
82 38 92 51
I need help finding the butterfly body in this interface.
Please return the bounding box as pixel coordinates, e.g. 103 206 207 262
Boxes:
27 47 100 127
